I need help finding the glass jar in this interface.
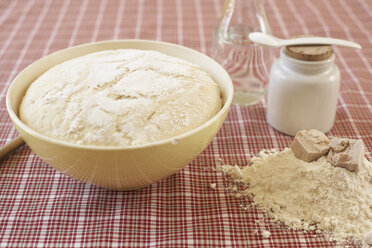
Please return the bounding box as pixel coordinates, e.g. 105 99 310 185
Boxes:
211 0 273 105
267 46 340 136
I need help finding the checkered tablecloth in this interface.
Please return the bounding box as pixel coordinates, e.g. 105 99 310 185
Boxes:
0 0 371 247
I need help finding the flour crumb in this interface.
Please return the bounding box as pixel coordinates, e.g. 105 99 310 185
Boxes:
220 164 243 180
209 183 217 190
261 230 271 238
240 204 249 211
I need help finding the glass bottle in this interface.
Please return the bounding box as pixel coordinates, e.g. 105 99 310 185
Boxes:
211 0 273 105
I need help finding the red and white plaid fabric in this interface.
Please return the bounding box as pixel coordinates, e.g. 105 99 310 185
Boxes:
0 0 371 247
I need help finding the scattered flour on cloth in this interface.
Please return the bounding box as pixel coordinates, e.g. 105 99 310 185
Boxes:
220 148 372 243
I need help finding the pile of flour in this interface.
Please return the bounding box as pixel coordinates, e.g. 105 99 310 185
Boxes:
221 148 372 243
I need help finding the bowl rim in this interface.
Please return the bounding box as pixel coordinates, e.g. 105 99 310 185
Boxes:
6 39 234 151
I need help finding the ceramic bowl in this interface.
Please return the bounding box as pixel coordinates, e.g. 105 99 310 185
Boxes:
6 40 233 190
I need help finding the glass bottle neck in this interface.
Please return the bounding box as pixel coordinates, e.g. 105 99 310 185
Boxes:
218 0 271 42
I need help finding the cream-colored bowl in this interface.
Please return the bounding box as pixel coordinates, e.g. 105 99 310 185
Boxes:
6 40 233 190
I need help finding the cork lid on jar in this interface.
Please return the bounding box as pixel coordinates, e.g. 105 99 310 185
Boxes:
285 45 333 61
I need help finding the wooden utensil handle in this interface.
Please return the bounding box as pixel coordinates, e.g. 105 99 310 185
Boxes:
0 135 25 160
